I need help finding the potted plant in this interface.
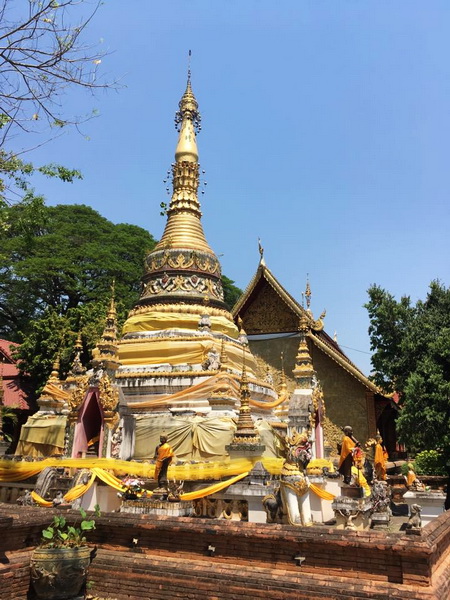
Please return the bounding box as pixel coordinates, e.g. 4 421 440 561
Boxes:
30 505 100 600
0 405 18 455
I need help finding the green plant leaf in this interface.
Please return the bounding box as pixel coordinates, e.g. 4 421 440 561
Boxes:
42 528 54 539
79 508 87 519
80 519 95 530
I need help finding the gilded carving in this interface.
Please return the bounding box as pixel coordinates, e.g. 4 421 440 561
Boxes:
69 375 90 410
142 273 224 301
241 282 298 334
68 372 119 427
146 249 221 276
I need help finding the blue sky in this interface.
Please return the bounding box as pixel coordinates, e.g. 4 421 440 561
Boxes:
13 1 450 374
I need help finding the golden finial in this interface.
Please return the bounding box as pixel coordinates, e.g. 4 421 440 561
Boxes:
305 275 311 311
48 355 60 382
154 63 215 254
258 237 265 266
219 338 228 371
108 278 117 318
228 340 260 446
279 352 287 387
70 332 85 377
74 331 83 352
293 316 314 388
91 285 120 372
174 51 201 163
187 48 192 84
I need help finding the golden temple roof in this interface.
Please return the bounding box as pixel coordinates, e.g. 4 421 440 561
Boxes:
233 262 381 394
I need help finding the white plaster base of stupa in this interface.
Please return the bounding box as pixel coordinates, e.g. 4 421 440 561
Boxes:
80 482 122 513
219 482 269 523
403 490 446 526
308 476 341 523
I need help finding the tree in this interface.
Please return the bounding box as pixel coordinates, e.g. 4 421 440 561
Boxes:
365 285 414 394
15 300 114 395
0 203 156 340
0 0 117 210
365 281 450 509
221 275 242 311
0 0 113 144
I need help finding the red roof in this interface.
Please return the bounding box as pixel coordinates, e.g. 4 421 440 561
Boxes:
0 339 18 363
0 339 30 410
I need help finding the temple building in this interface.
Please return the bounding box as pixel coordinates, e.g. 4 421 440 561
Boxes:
233 263 398 453
11 71 396 462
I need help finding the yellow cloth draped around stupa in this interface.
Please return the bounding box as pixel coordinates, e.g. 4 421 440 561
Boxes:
128 372 277 412
119 337 258 376
122 311 238 338
16 415 67 457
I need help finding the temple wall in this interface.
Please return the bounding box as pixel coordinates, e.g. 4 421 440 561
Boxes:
1 504 450 600
249 336 372 444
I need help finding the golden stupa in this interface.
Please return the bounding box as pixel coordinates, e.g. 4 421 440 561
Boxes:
115 72 277 445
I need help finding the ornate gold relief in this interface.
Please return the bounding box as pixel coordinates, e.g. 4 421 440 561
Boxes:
241 282 298 334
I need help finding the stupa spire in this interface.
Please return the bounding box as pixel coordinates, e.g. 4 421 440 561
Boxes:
91 282 120 372
48 355 61 383
156 55 211 252
133 60 229 313
292 314 315 388
70 332 86 377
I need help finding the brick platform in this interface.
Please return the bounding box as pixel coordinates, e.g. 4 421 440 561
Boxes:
0 503 449 599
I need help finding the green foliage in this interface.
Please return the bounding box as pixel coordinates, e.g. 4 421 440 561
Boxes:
0 149 82 214
0 406 18 442
400 462 410 476
41 505 100 548
365 281 450 461
221 275 242 311
14 302 115 395
365 284 414 393
1 202 155 394
413 450 446 476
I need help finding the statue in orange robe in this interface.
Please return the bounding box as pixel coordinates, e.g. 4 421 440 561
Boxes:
374 434 388 480
154 435 174 488
338 426 358 484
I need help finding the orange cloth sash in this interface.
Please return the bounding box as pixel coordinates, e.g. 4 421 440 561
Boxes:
156 443 174 462
338 435 356 468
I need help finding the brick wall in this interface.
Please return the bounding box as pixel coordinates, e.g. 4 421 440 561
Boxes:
0 504 449 600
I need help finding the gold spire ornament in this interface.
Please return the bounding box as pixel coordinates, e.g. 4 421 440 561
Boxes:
230 362 260 446
131 64 230 314
91 284 121 372
305 276 311 312
69 332 86 377
258 237 265 266
219 338 228 372
48 355 61 383
292 314 315 388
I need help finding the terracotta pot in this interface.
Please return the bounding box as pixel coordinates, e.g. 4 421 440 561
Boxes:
30 546 93 600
